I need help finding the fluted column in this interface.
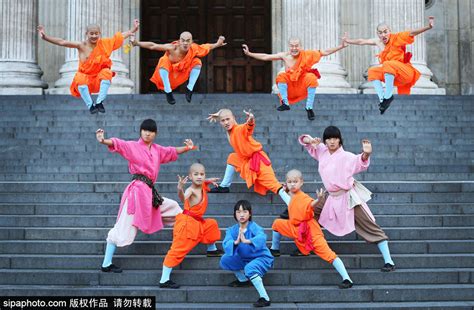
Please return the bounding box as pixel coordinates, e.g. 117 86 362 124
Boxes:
278 0 356 93
0 0 47 95
49 0 133 94
360 0 445 94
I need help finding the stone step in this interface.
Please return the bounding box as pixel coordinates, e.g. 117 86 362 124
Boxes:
0 268 471 286
1 226 471 241
2 202 473 216
0 213 472 228
1 240 472 255
1 284 473 303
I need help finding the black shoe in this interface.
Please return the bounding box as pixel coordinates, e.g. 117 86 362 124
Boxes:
96 102 105 113
159 280 180 289
228 279 252 287
100 264 122 273
253 297 271 307
277 104 290 111
379 95 394 114
209 186 230 193
165 92 176 105
381 263 396 272
207 249 224 257
306 108 315 120
89 105 99 114
338 279 353 289
269 248 281 257
290 249 309 257
279 209 289 219
185 88 193 103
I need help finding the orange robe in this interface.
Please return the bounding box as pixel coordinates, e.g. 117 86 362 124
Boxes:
272 190 337 262
150 42 212 91
367 31 421 95
70 32 124 97
275 50 322 104
163 182 221 268
227 122 281 195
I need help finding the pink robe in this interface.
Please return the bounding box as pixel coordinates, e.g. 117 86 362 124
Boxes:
298 135 375 236
108 138 178 234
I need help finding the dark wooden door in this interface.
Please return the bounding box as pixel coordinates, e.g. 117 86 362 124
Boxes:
140 0 271 93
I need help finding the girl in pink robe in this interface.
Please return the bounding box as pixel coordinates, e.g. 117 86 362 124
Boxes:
95 119 197 273
298 126 395 272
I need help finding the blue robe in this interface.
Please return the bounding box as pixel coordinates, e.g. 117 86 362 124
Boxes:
220 221 274 278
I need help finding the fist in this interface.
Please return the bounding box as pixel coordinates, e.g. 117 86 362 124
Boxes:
242 44 250 55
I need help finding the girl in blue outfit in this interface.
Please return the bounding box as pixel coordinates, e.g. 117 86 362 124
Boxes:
220 200 273 308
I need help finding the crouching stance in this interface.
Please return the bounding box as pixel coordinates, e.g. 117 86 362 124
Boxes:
220 200 274 308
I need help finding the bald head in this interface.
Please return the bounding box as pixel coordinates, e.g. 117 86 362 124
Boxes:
180 31 193 40
86 24 101 33
286 169 303 181
288 37 302 56
218 109 234 121
288 37 302 45
376 22 391 32
189 163 205 174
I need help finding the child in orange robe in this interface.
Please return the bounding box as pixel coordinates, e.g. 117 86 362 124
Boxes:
159 163 222 289
270 169 354 289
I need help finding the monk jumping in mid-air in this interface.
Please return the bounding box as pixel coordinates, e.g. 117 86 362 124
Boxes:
344 16 434 114
37 20 139 114
132 32 226 105
242 37 347 121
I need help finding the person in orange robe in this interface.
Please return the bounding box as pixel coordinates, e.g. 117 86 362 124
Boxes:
207 109 286 198
159 163 222 289
241 38 347 121
270 169 354 289
132 32 226 104
37 20 139 114
344 16 435 114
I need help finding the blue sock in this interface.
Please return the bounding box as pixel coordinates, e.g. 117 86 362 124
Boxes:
159 68 172 93
383 73 395 99
207 243 217 252
277 83 289 105
377 240 394 265
233 270 247 282
332 257 352 282
160 265 173 283
278 188 291 206
372 80 384 103
306 87 316 110
187 66 201 91
96 80 111 104
271 231 282 250
77 85 93 109
220 164 235 188
101 242 116 268
250 275 270 301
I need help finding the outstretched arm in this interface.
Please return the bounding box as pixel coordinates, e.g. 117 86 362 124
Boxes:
131 37 175 52
242 44 283 61
37 25 81 49
175 139 197 154
96 129 114 146
208 36 227 50
121 19 140 39
343 32 377 46
320 34 348 56
409 16 434 36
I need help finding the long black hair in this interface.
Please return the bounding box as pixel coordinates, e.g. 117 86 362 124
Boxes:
233 200 252 221
323 126 343 146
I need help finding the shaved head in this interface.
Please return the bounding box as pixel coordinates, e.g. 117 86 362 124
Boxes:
180 31 193 40
86 24 101 33
286 169 303 180
218 108 234 121
376 22 391 32
288 37 302 45
189 163 205 174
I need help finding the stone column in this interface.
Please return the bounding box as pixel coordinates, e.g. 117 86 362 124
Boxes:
0 0 47 95
360 0 445 94
48 0 133 94
277 0 356 93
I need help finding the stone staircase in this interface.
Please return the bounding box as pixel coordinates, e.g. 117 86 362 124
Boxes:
0 94 473 309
